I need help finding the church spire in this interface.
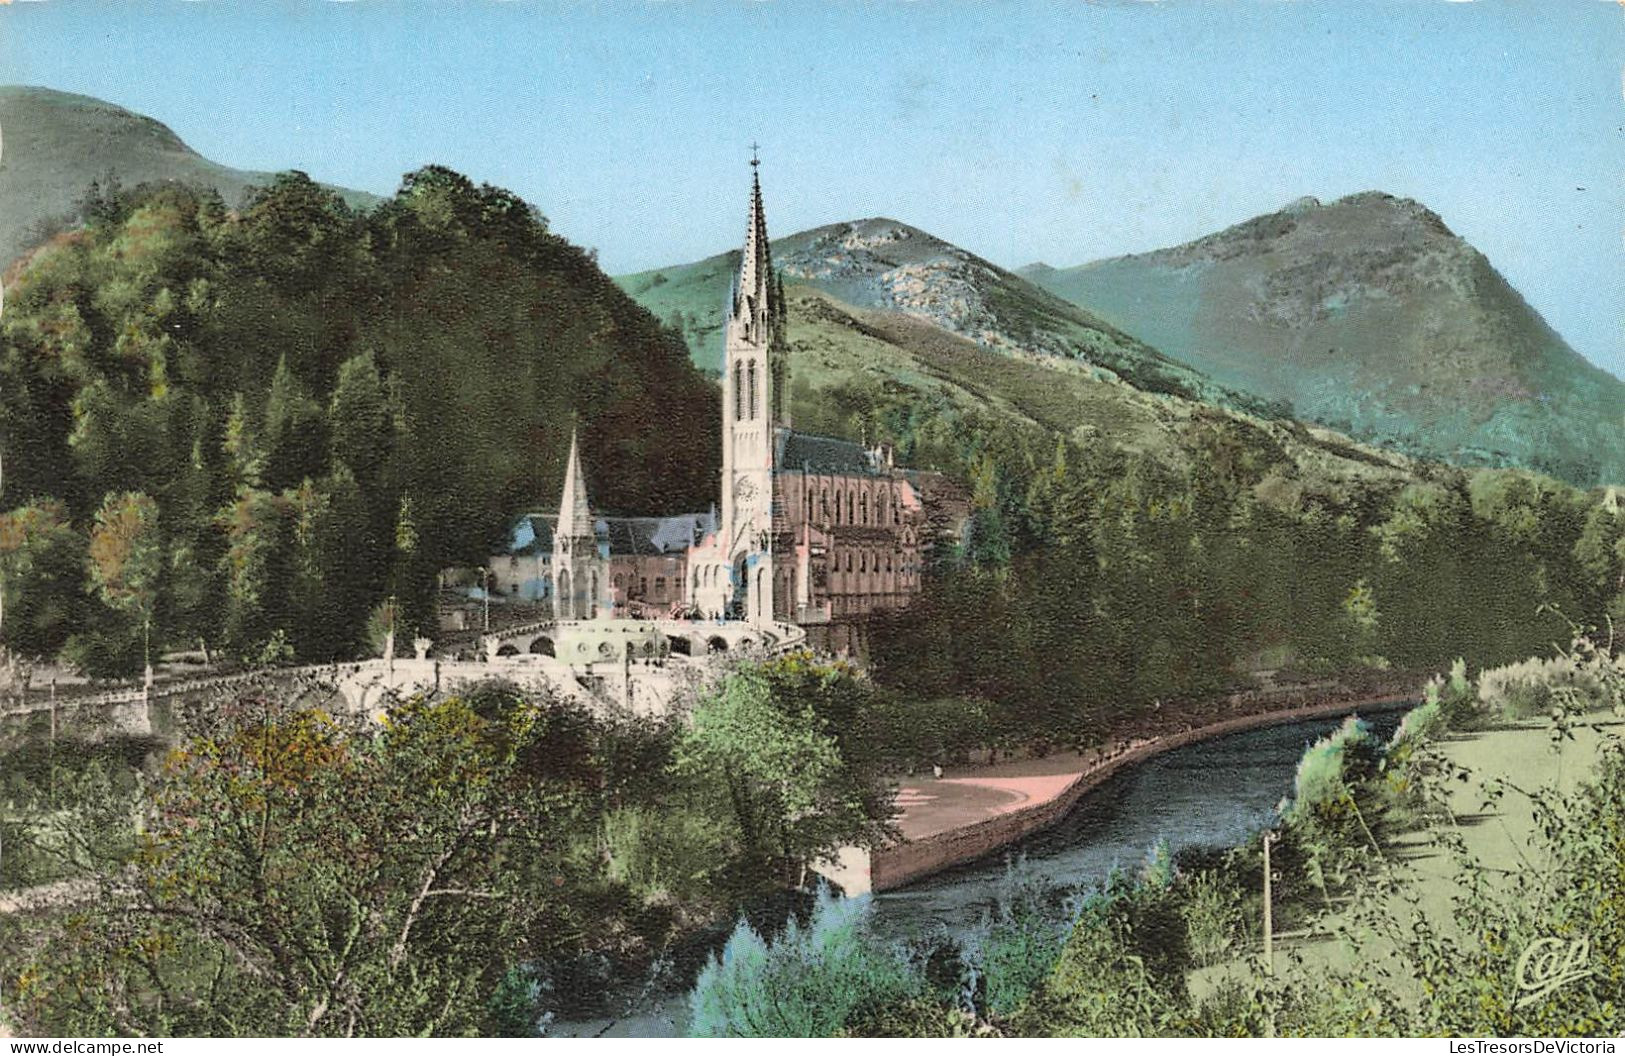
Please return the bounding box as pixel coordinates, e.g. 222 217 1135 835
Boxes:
558 427 594 538
734 148 776 333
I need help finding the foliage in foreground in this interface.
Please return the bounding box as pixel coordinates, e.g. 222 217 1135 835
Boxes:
9 689 606 1035
3 656 892 1037
687 889 918 1038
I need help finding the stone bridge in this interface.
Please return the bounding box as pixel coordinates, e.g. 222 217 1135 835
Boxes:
0 618 810 742
478 617 805 660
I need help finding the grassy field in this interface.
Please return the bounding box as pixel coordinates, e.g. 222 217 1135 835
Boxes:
1192 707 1624 1011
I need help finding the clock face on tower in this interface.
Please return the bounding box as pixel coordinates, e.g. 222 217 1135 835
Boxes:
731 476 761 552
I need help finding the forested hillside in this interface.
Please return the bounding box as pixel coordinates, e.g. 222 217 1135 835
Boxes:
0 170 718 673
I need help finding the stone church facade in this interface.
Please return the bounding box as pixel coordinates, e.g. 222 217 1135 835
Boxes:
491 165 935 632
684 163 930 627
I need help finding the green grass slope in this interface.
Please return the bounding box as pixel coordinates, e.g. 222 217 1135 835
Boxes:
0 85 378 268
1021 193 1625 487
774 284 1412 505
617 217 1272 416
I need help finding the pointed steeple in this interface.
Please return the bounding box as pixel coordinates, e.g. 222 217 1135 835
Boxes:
558 427 594 538
733 149 776 334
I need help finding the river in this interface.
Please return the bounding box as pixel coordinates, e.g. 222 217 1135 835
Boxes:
551 703 1409 1036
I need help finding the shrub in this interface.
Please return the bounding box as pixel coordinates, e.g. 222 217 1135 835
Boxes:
603 804 733 902
686 888 920 1037
964 875 1071 1018
1437 657 1478 726
1389 697 1444 748
1181 869 1246 968
487 964 549 1037
1286 716 1380 822
1009 909 1187 1036
1283 716 1386 886
1477 654 1601 720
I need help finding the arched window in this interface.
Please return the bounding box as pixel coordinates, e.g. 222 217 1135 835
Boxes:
859 551 867 574
733 362 743 421
834 490 842 525
846 491 854 524
859 492 868 525
804 488 812 522
747 359 758 419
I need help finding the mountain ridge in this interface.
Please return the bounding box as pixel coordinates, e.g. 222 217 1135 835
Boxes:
0 85 379 270
615 214 1280 417
7 86 1613 487
1020 191 1625 486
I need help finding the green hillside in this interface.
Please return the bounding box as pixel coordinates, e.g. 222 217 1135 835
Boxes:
0 85 379 269
1020 193 1625 487
777 284 1410 498
616 218 1277 417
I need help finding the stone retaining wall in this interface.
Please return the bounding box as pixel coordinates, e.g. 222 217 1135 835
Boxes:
869 687 1419 893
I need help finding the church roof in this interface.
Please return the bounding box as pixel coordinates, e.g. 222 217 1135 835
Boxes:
776 429 882 476
508 514 556 556
599 512 718 556
501 511 718 558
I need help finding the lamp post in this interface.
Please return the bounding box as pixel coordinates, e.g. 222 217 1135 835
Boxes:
481 567 491 634
385 594 396 679
1262 829 1279 1038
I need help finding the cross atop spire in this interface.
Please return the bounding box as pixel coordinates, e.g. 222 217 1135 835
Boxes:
750 142 760 169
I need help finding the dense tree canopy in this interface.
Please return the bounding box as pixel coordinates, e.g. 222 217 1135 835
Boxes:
0 170 719 668
865 401 1624 750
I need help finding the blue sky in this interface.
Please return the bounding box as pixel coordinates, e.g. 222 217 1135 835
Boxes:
2 1 1620 375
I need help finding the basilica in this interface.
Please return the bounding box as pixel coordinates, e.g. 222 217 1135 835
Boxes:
488 164 947 636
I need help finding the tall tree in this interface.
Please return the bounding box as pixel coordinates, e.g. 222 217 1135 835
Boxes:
263 355 326 492
0 501 87 663
675 663 873 881
86 491 165 682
